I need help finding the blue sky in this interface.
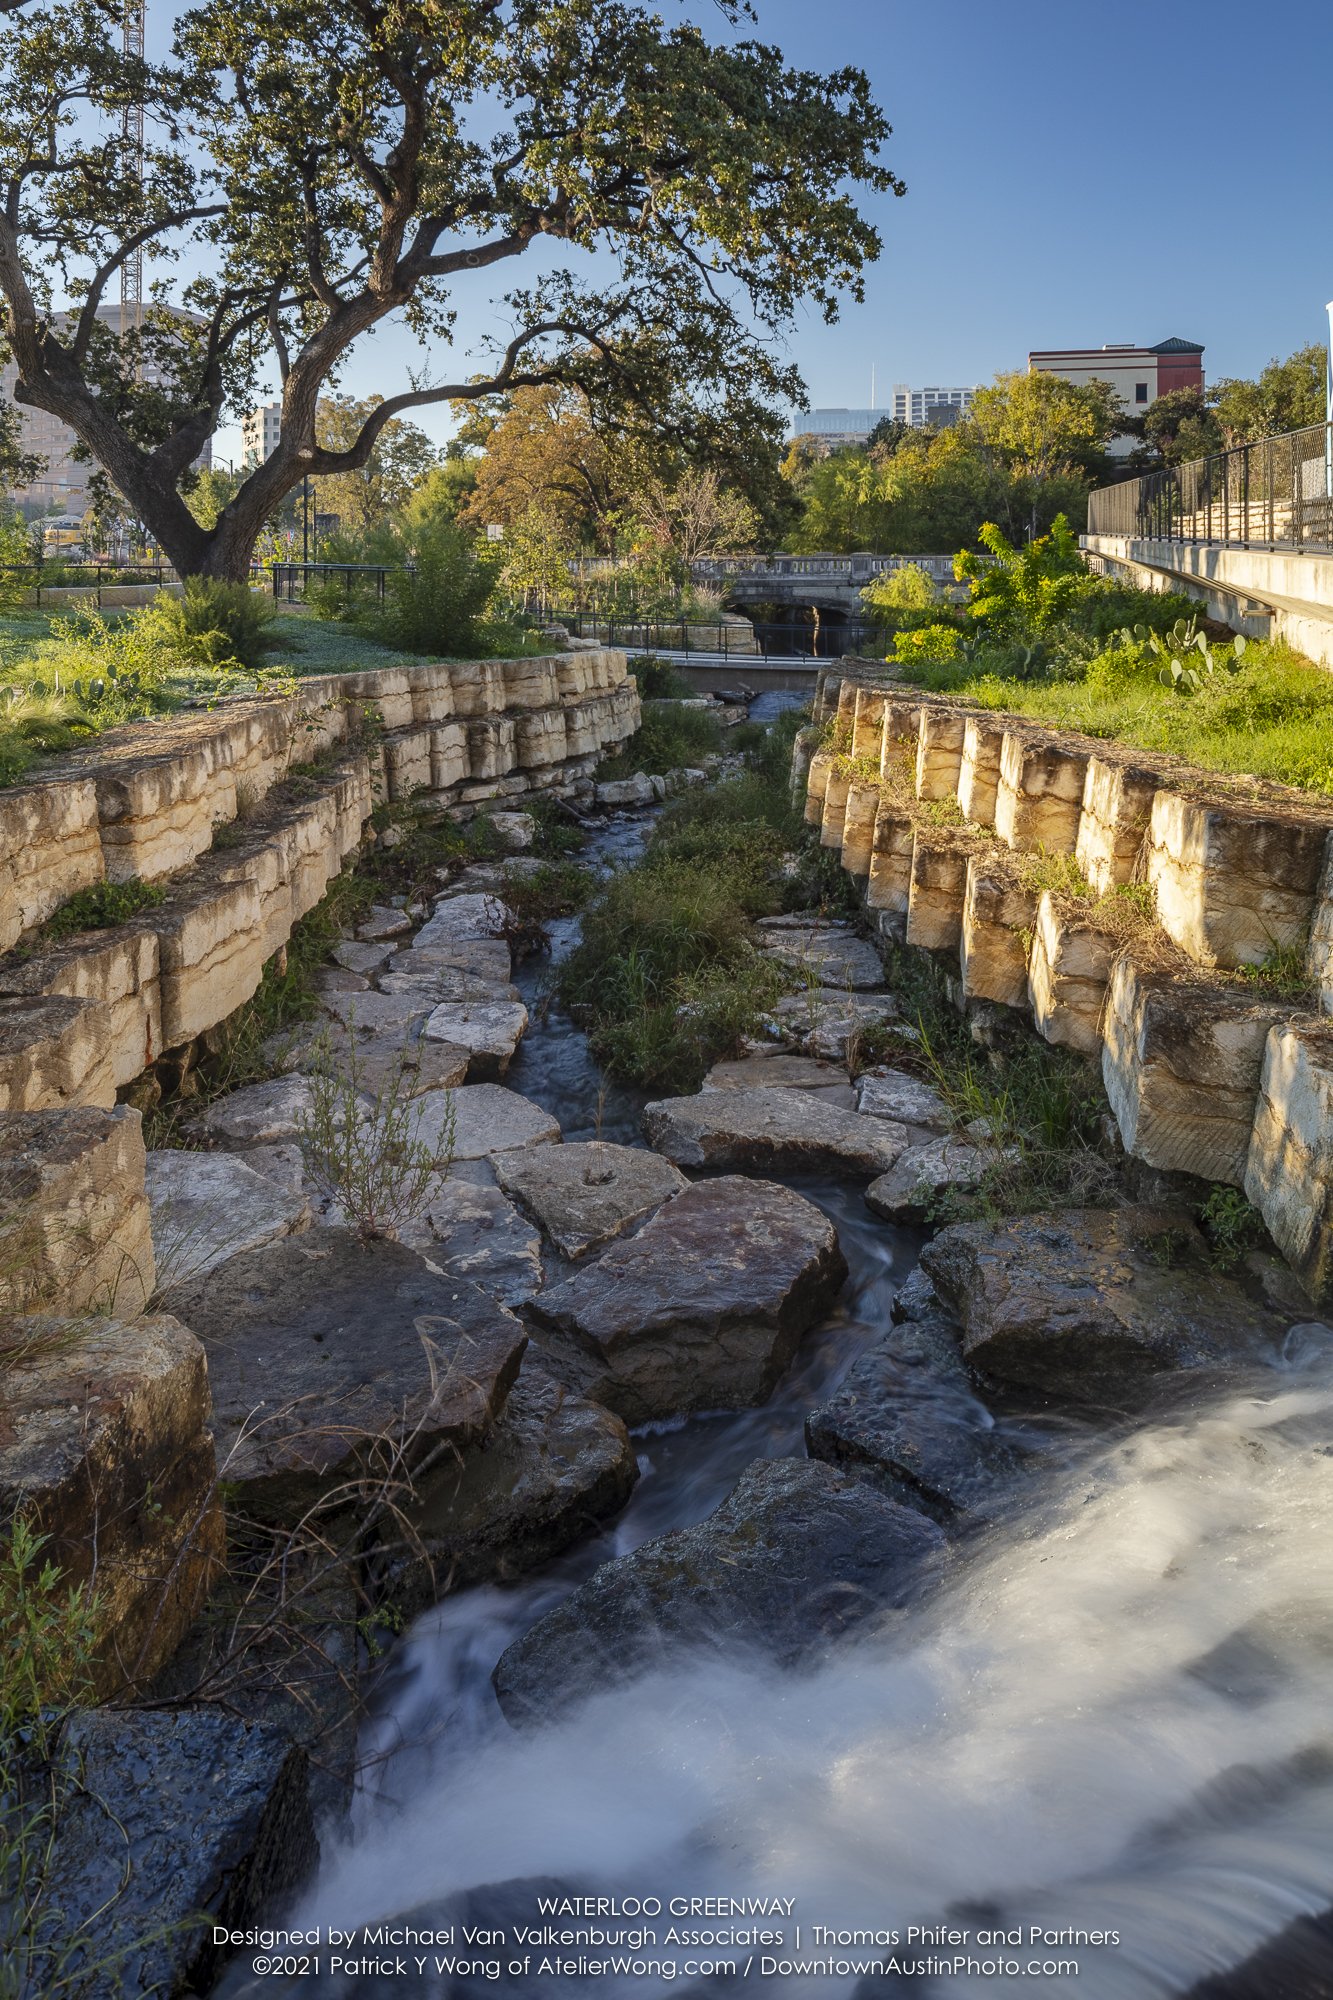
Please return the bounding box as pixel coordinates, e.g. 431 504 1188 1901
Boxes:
216 0 1333 459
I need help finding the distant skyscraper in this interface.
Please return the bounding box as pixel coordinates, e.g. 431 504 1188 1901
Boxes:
891 384 976 427
242 401 284 468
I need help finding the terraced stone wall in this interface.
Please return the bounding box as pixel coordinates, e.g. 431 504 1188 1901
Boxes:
800 666 1333 1304
0 644 637 1111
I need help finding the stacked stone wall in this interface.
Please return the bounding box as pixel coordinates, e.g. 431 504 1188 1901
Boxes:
802 665 1333 1303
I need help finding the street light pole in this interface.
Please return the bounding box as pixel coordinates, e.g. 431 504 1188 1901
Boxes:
302 474 310 564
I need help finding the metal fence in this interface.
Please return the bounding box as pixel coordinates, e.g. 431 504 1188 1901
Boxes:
267 561 402 606
1087 422 1333 550
0 559 177 604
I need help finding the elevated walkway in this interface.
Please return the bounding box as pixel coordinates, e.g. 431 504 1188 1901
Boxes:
1082 535 1333 669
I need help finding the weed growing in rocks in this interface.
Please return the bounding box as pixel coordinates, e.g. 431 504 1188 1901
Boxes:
594 697 723 779
1198 1185 1268 1271
41 876 165 940
297 1029 456 1241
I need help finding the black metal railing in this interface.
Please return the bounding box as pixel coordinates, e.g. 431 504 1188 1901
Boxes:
1087 422 1333 550
0 559 178 604
267 560 405 606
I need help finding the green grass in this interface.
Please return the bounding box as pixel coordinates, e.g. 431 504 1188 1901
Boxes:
594 698 725 779
41 877 165 941
904 635 1333 797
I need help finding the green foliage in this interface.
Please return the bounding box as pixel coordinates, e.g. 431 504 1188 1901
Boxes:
561 716 818 1089
168 578 279 672
0 1519 108 2000
971 369 1125 478
955 515 1086 635
890 622 963 665
43 877 165 940
861 561 937 618
631 654 692 699
373 520 496 657
595 699 724 778
1197 1185 1266 1271
0 511 37 612
1209 345 1327 447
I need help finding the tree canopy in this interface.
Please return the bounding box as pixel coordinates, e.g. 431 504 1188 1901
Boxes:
1208 344 1327 447
0 0 896 577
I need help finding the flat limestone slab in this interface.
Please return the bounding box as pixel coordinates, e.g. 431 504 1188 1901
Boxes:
147 1149 312 1286
769 990 900 1061
866 1136 996 1222
759 926 886 991
378 967 518 1003
386 938 513 985
492 1456 942 1724
423 998 529 1078
170 1230 528 1521
855 1066 949 1127
922 1206 1282 1402
1146 791 1333 970
193 1074 320 1148
355 905 414 942
414 891 517 951
643 1085 909 1180
408 1082 562 1162
702 1051 854 1107
493 1140 686 1260
332 938 394 974
397 1181 544 1306
531 1175 846 1423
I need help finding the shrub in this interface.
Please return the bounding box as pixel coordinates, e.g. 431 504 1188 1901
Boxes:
171 577 278 671
955 515 1086 635
374 520 495 656
631 653 691 699
861 561 937 617
298 1029 456 1241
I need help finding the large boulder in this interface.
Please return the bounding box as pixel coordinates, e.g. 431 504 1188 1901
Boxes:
398 1180 544 1306
493 1139 686 1259
0 1314 223 1695
381 1364 639 1614
492 1455 944 1724
643 1085 909 1180
530 1176 846 1423
170 1231 528 1521
806 1313 1030 1522
146 1149 311 1286
44 1707 315 2000
921 1206 1284 1402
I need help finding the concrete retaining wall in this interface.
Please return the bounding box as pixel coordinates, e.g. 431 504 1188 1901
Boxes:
804 665 1333 1303
1081 535 1333 670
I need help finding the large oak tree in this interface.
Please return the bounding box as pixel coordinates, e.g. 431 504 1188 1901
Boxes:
0 0 896 577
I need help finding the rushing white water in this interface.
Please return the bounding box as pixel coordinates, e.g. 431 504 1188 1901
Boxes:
292 1337 1333 1998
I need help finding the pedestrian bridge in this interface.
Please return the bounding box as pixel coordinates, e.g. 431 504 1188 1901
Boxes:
1085 423 1333 669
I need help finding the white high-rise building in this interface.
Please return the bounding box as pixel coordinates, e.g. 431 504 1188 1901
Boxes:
891 383 975 428
242 401 284 467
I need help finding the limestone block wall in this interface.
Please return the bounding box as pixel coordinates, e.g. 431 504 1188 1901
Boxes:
0 645 637 1105
805 666 1333 1302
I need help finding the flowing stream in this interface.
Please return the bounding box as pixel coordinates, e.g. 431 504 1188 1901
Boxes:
255 814 1333 2000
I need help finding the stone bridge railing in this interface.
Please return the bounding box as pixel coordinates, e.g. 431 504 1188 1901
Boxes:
0 644 638 1114
799 668 1333 1304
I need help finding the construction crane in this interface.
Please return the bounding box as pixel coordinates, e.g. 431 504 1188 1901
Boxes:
119 0 145 341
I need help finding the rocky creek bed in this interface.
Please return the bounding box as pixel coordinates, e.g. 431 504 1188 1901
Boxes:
27 755 1333 2000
